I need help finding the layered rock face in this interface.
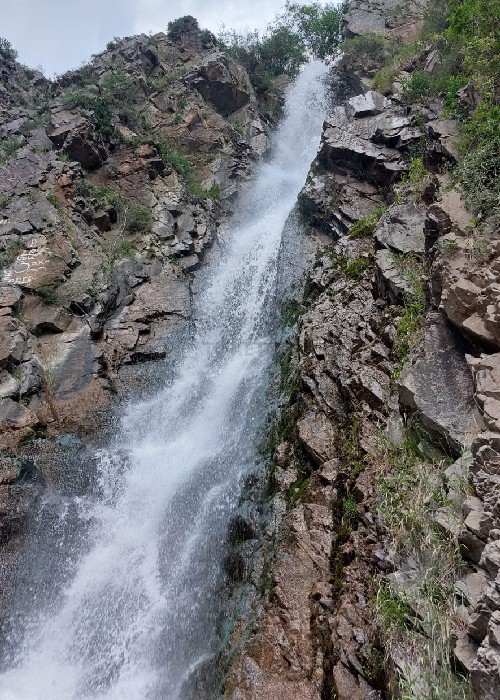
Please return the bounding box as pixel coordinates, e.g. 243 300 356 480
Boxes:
222 0 500 698
0 29 269 444
343 0 427 42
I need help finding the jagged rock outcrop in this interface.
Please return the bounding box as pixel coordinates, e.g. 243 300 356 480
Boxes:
0 27 268 448
398 313 484 454
222 0 500 697
343 0 429 42
299 91 421 238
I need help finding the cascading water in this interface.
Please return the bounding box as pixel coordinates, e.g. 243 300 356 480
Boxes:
0 61 327 700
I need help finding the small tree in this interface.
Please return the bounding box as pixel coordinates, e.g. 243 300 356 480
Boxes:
167 16 199 40
279 2 344 59
0 37 18 62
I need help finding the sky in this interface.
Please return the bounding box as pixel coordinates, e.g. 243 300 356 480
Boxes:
0 0 287 77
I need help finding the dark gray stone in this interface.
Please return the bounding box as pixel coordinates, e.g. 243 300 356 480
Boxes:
398 313 484 455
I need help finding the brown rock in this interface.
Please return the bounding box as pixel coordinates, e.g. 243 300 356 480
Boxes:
398 313 484 454
297 411 337 466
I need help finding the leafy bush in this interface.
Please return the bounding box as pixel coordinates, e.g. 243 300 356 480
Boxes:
34 280 62 305
126 204 152 234
167 16 199 40
0 135 24 164
101 71 135 103
372 39 424 93
220 2 343 92
62 91 115 135
0 241 23 270
341 33 398 70
279 1 344 59
329 250 371 278
220 27 306 92
81 181 124 211
106 37 122 51
348 205 387 238
0 37 18 62
392 268 426 377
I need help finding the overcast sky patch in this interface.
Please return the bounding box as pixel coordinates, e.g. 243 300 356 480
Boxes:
0 0 286 77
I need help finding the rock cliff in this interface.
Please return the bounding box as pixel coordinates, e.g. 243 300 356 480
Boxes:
221 1 500 699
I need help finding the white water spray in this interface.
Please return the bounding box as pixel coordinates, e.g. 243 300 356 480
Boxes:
0 61 327 700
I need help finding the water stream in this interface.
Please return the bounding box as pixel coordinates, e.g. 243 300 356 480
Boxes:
0 61 327 700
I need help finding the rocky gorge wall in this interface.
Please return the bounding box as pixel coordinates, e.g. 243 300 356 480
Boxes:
221 2 500 699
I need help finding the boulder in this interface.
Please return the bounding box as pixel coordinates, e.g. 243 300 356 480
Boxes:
398 313 484 454
299 171 383 238
468 354 500 432
22 296 73 336
0 316 26 368
190 54 252 117
374 249 415 304
343 0 427 42
19 356 44 396
0 373 20 399
0 398 36 429
454 634 479 674
374 203 426 254
318 106 411 188
47 110 106 169
297 411 337 466
0 285 22 310
345 91 387 119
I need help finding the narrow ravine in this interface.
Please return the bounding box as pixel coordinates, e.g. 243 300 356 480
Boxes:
0 61 327 700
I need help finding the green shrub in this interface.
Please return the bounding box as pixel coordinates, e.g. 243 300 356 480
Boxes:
392 271 426 377
341 495 358 523
342 33 398 70
372 39 424 93
219 3 343 92
329 250 371 278
0 37 18 62
106 37 122 51
221 27 306 91
348 205 387 238
401 71 441 100
279 1 344 60
282 298 305 326
167 15 199 40
126 204 152 234
372 65 397 94
376 584 414 631
108 240 134 261
46 192 62 210
344 256 371 278
0 135 24 164
0 241 23 270
81 181 124 211
101 71 135 103
62 92 115 135
34 280 62 305
229 116 244 135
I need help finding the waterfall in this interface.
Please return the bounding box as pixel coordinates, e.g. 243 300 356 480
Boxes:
0 61 328 700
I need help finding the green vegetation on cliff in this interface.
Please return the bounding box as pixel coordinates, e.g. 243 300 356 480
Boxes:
219 1 344 91
349 0 500 230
